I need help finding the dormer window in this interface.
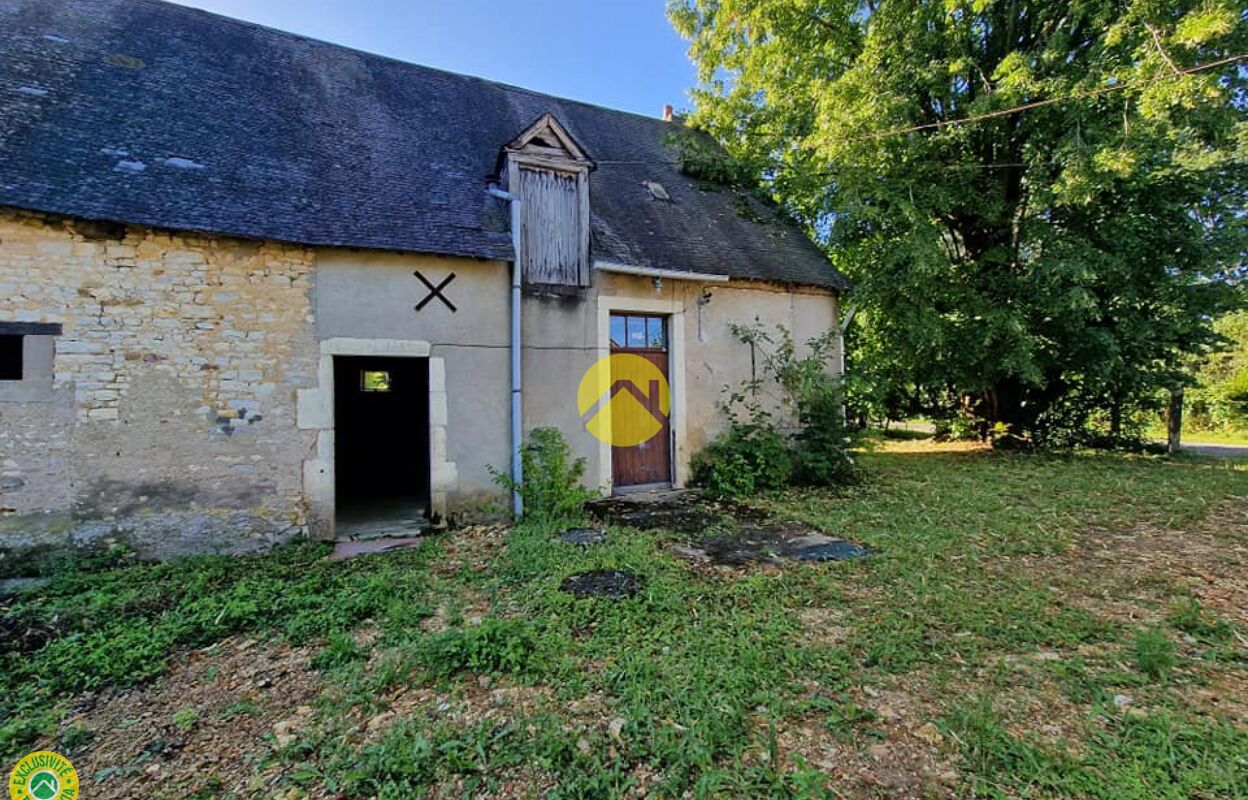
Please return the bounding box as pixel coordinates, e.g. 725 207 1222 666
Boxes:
501 113 593 287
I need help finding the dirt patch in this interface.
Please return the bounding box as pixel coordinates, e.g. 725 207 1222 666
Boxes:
586 489 765 533
432 524 509 577
42 636 322 800
771 686 961 799
587 489 870 568
795 606 851 647
679 524 872 566
1066 501 1248 626
793 662 1092 797
561 570 645 599
1185 666 1248 724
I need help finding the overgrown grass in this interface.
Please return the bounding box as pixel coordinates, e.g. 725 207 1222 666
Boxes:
944 700 1248 799
2 443 1245 798
0 541 434 754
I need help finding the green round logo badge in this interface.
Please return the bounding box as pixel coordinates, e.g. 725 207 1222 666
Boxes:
27 771 58 800
8 752 78 800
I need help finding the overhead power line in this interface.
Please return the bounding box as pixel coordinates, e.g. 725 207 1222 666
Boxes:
844 52 1248 143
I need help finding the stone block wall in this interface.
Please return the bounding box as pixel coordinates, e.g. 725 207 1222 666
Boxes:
0 209 317 574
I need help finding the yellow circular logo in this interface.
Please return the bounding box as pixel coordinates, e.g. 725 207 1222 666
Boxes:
9 752 78 800
578 353 670 447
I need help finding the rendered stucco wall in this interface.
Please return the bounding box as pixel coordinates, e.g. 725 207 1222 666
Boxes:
590 273 841 486
309 255 840 507
312 251 512 519
0 209 317 573
675 280 842 455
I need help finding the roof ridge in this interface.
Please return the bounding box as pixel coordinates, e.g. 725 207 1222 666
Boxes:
156 0 682 126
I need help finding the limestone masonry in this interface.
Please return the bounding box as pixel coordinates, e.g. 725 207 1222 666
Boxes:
0 209 317 573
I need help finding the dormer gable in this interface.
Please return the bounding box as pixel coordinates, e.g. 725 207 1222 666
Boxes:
504 113 592 169
501 113 594 288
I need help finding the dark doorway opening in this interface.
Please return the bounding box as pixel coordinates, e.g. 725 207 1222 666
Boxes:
334 355 430 539
0 335 23 380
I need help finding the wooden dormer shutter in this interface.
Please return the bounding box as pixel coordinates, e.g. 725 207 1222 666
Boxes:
503 114 592 287
517 167 583 285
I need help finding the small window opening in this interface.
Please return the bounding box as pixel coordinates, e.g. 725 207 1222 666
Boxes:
360 370 391 392
0 335 22 381
610 315 666 349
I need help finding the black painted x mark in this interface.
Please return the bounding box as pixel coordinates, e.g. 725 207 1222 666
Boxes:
413 270 457 313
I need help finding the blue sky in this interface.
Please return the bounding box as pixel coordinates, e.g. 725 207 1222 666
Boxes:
172 1 697 119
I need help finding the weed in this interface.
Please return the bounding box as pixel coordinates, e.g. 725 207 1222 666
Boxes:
313 631 368 671
413 618 542 678
4 442 1246 797
343 720 436 795
1132 627 1178 680
946 699 1248 799
822 699 883 743
171 707 199 732
1167 597 1232 643
218 700 262 721
59 723 93 751
0 539 432 759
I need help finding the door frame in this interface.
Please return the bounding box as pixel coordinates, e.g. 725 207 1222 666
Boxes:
595 296 687 492
297 338 458 539
608 313 672 490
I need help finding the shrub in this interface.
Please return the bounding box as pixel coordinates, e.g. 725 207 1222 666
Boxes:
691 323 859 497
792 371 859 486
690 415 793 498
933 416 982 442
1184 310 1248 431
490 427 597 524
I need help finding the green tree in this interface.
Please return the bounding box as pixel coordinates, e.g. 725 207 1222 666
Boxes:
1188 309 1248 429
670 0 1247 441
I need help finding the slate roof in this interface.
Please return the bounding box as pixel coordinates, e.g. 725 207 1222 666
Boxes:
0 0 848 289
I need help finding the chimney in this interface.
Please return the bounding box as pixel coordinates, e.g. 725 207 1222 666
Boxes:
662 104 674 122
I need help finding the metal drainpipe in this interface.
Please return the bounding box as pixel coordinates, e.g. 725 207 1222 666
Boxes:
488 185 523 519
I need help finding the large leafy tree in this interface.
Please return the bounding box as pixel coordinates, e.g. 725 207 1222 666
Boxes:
1188 309 1248 428
670 0 1247 440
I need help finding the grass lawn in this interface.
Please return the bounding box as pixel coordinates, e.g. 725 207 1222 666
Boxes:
1143 425 1248 447
2 441 1246 799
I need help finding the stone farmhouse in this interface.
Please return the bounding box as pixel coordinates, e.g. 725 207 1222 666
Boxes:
0 0 849 569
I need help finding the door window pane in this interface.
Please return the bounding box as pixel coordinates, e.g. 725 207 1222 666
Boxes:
627 316 646 347
612 315 668 349
646 317 665 348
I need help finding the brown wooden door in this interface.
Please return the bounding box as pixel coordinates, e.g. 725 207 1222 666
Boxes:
610 313 672 488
